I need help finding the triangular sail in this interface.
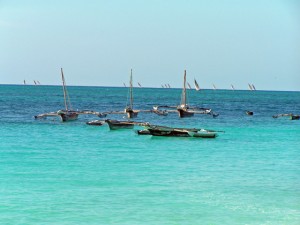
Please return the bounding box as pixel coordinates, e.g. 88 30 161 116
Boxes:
180 70 187 106
187 82 192 89
248 83 253 91
61 68 73 111
252 84 256 90
128 69 133 109
213 84 217 90
194 79 200 91
231 84 235 90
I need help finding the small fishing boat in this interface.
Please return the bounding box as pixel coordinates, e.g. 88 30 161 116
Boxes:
140 124 220 138
246 111 254 115
105 119 135 130
177 70 194 118
58 68 79 122
188 130 218 138
291 115 300 120
125 69 139 118
135 129 151 135
86 120 106 126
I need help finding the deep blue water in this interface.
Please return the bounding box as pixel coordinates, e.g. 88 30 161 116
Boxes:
0 85 299 224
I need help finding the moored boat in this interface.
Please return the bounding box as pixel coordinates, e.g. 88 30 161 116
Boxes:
177 70 194 118
86 120 105 126
188 130 218 138
125 69 139 118
105 119 135 130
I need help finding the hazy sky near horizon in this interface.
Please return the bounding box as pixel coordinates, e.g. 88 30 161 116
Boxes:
0 0 299 90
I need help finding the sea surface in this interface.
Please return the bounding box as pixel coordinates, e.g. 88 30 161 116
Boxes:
0 85 299 225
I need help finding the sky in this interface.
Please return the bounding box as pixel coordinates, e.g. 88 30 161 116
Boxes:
0 0 299 91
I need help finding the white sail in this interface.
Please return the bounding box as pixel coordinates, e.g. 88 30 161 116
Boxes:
194 79 200 91
252 84 256 90
231 84 235 90
187 82 192 89
248 83 253 91
213 84 217 90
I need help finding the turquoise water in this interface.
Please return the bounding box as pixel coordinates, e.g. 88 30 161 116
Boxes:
0 85 299 224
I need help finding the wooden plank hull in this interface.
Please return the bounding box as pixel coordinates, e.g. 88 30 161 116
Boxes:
188 131 218 138
125 109 138 118
59 112 78 122
177 109 194 118
148 129 189 137
105 120 134 130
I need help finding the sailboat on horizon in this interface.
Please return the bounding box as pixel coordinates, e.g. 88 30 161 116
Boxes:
231 84 235 90
194 79 200 91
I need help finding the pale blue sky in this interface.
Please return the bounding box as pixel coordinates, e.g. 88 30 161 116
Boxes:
0 0 299 90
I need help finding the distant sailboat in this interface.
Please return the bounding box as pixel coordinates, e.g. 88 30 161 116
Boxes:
124 69 139 118
138 82 142 88
165 84 168 88
213 84 217 90
252 84 256 91
248 83 253 91
34 80 37 85
231 84 235 90
167 84 171 88
23 80 26 85
123 82 127 87
187 82 192 89
194 79 200 91
161 84 164 88
37 81 41 85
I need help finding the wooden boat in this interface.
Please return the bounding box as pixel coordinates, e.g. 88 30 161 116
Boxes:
272 113 300 120
86 120 105 126
58 68 79 122
246 111 254 116
194 79 200 91
105 119 135 130
177 70 194 118
125 69 139 118
135 129 151 135
188 130 218 138
142 124 219 138
291 115 300 120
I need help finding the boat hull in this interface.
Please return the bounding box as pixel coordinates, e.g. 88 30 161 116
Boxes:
105 120 134 130
148 129 189 137
188 131 218 138
86 120 105 126
177 109 194 118
59 112 78 122
126 109 138 119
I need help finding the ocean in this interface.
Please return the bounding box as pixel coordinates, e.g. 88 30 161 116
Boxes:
0 84 299 224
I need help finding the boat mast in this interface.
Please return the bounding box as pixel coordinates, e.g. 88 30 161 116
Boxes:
129 69 133 109
61 68 69 111
181 70 187 106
